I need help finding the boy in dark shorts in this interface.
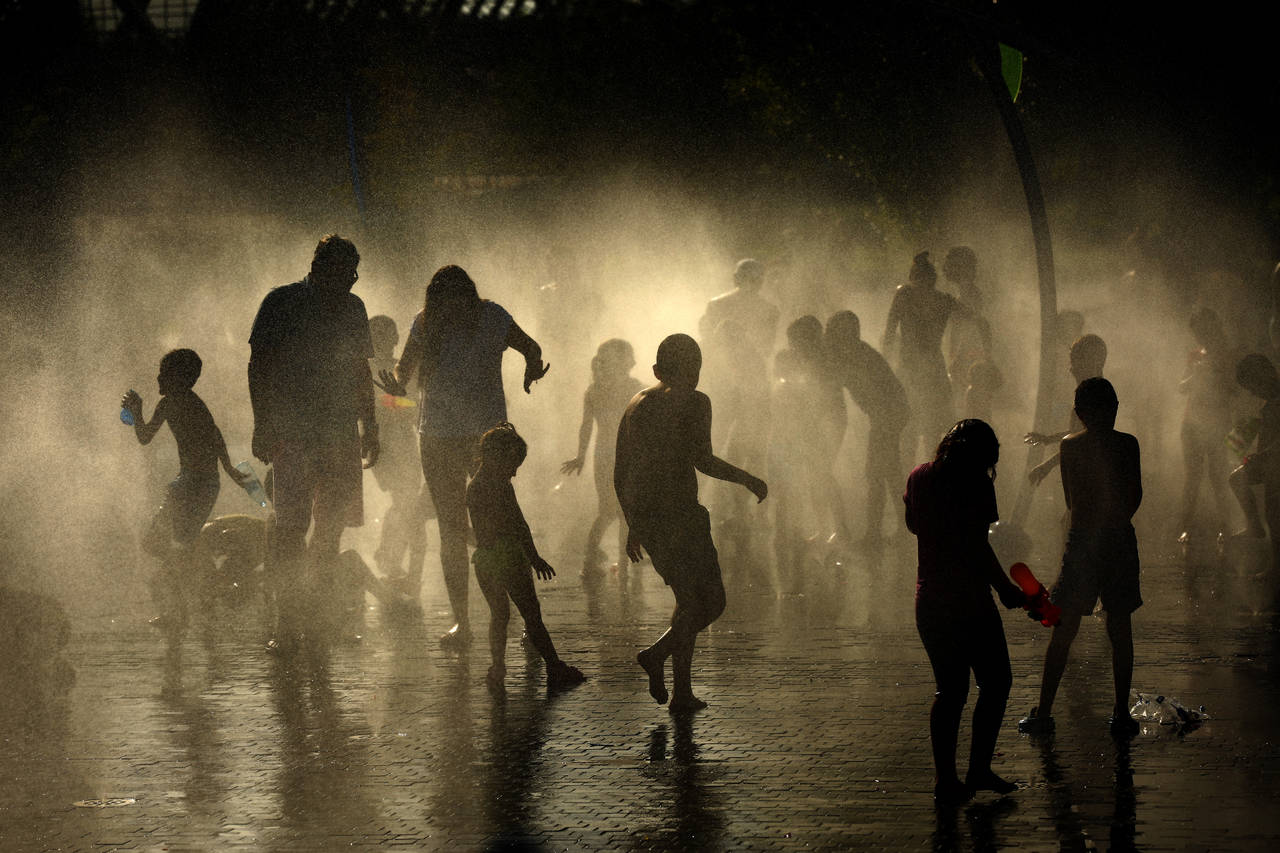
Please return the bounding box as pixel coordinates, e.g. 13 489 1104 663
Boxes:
615 334 768 712
122 348 248 635
1228 354 1280 571
1019 377 1143 737
467 422 585 693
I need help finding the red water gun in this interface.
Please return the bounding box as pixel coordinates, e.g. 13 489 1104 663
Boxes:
1009 562 1061 627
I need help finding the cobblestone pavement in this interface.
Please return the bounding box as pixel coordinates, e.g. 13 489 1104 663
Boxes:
4 534 1280 851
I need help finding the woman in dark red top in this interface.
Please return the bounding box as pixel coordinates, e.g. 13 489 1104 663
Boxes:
904 419 1026 804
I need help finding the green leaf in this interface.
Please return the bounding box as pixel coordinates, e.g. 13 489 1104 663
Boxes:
999 43 1023 103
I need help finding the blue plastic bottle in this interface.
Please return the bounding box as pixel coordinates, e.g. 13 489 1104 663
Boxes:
234 461 269 508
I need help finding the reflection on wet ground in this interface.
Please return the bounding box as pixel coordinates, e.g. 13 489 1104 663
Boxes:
3 535 1280 850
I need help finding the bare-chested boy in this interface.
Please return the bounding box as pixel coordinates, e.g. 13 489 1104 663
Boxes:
1019 377 1143 737
615 334 768 712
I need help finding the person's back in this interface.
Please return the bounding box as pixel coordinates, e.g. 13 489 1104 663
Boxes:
1061 424 1141 531
896 285 958 358
616 382 707 528
844 340 909 424
250 278 372 444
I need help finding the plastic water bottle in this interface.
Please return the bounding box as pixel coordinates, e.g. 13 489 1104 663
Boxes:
234 461 269 508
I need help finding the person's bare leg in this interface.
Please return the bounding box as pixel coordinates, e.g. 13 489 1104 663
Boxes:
1035 611 1082 718
669 582 720 712
667 613 704 712
1106 611 1134 719
638 616 676 704
966 622 1015 793
1230 465 1266 536
476 569 509 688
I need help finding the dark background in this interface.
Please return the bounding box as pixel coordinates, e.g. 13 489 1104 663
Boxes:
3 1 1277 305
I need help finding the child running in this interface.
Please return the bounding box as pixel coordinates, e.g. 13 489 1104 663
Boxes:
561 339 644 576
616 334 768 712
122 348 248 636
467 422 586 693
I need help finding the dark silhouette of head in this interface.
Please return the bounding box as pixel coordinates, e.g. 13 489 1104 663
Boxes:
1237 353 1280 400
786 314 824 360
426 264 480 316
934 418 1000 480
368 315 399 359
592 338 636 382
159 348 202 394
943 246 977 285
825 310 862 353
310 234 360 295
1069 334 1107 381
1189 306 1226 349
1074 376 1119 430
654 333 702 388
734 258 765 293
909 251 937 289
479 421 528 471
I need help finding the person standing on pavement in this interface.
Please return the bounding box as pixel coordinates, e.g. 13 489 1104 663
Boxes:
379 265 550 648
248 234 380 653
904 418 1027 804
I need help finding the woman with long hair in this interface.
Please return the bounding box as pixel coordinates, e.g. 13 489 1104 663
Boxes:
904 419 1026 804
384 265 549 646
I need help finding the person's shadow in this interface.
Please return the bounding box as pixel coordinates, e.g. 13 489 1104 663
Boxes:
634 715 725 849
480 682 555 851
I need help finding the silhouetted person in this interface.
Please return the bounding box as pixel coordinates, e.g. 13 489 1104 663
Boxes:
367 315 431 593
884 252 977 462
701 318 772 575
469 423 586 693
1176 307 1237 542
249 235 379 652
1229 354 1280 570
123 348 248 636
905 419 1026 805
942 246 993 408
698 258 781 355
825 310 909 543
769 316 850 593
616 334 768 712
1019 377 1143 738
1025 334 1108 488
381 265 549 647
561 338 643 576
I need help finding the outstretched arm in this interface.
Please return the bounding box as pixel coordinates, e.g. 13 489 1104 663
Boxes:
562 391 594 475
505 321 550 392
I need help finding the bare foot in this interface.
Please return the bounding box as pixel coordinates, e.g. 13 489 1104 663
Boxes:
668 695 708 714
637 648 668 704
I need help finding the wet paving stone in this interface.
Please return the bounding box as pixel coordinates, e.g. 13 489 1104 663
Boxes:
3 540 1280 850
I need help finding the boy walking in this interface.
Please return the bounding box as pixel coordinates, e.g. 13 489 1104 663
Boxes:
615 334 768 712
1019 377 1143 737
123 348 247 635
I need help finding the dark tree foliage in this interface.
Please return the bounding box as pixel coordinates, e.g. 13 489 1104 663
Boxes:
2 1 1277 258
